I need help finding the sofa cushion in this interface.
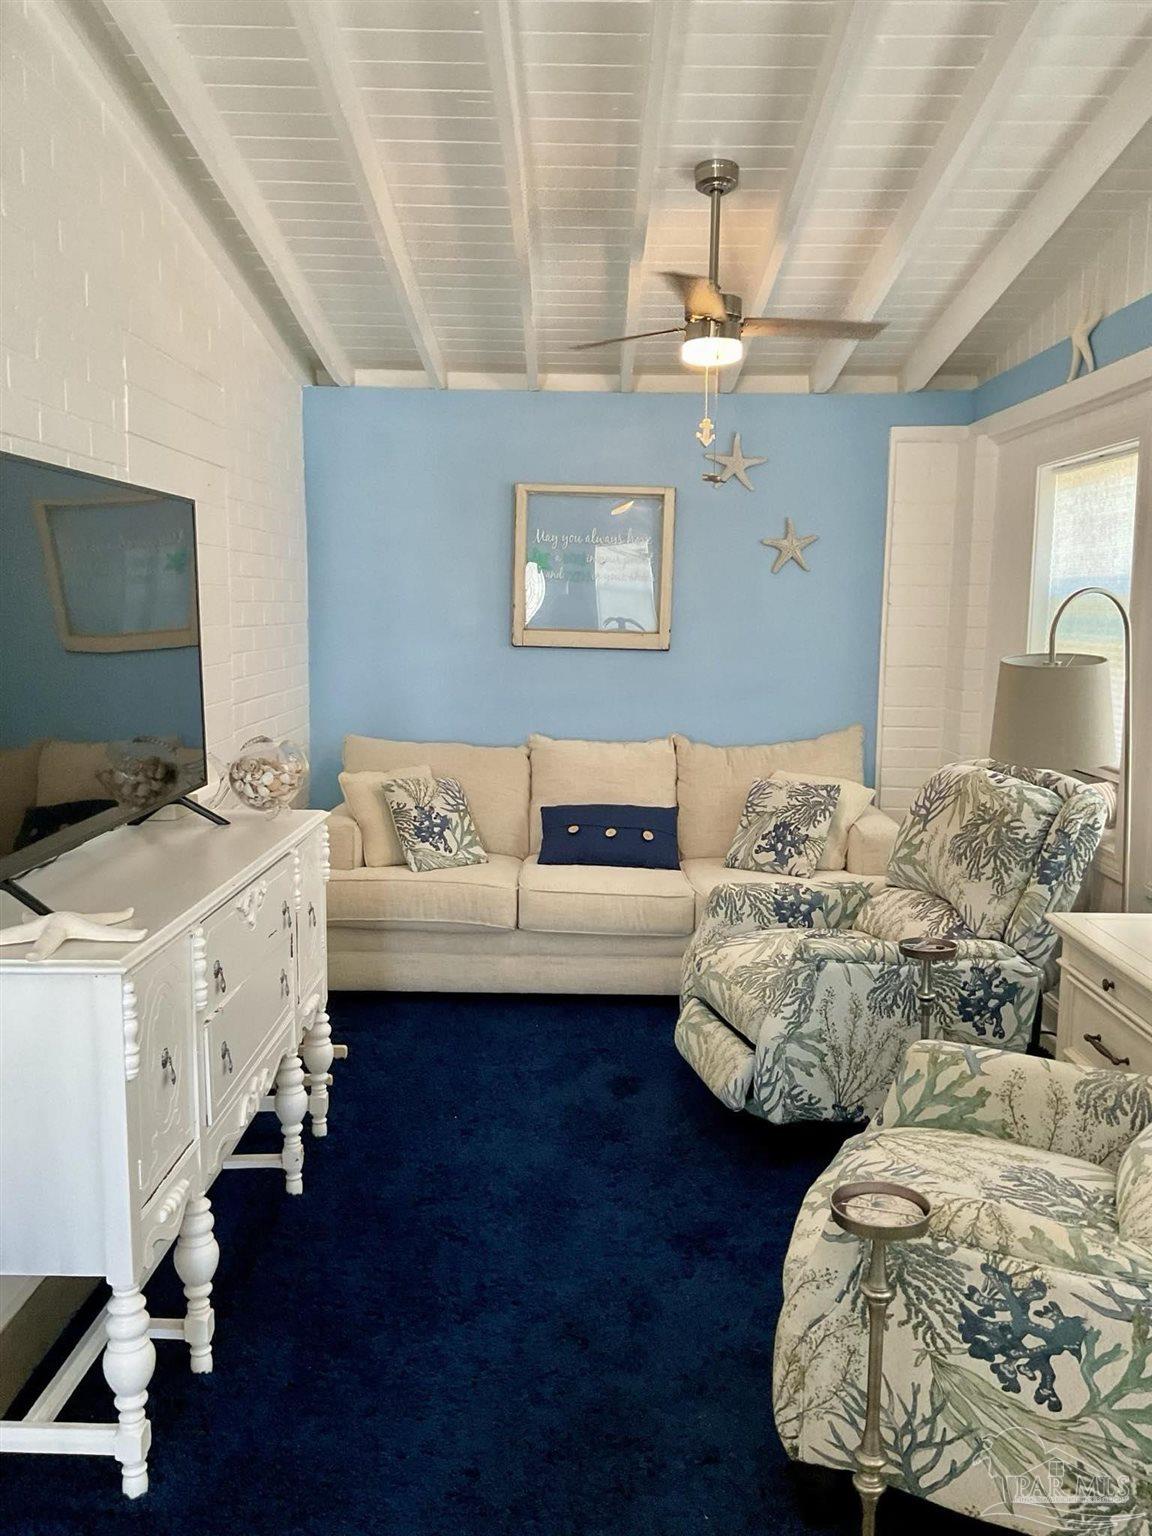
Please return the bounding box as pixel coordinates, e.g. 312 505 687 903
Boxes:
382 774 488 872
724 777 841 877
343 735 529 858
771 769 874 870
673 725 865 859
339 765 432 866
518 854 695 937
326 854 520 930
682 859 879 925
527 735 676 853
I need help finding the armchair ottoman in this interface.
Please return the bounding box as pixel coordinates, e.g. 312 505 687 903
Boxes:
773 1041 1152 1532
676 760 1112 1123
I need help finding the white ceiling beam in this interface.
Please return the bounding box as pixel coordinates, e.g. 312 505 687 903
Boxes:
727 0 872 392
101 0 353 386
479 0 540 391
810 0 1049 394
901 43 1152 392
34 0 310 381
286 0 446 389
619 0 691 393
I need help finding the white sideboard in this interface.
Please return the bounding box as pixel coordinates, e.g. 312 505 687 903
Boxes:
0 808 334 1496
1050 912 1152 1075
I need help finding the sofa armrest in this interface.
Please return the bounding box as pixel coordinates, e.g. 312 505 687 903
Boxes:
845 804 898 875
327 804 363 871
702 878 875 936
878 1039 1152 1169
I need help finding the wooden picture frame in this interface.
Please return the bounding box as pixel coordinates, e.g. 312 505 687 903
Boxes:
35 494 199 653
512 483 675 650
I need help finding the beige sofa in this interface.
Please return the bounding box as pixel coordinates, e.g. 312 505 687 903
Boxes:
326 726 899 994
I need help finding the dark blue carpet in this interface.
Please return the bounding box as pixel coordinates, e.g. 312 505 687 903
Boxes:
5 993 984 1534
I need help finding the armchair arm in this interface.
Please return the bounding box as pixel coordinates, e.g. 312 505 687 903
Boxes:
844 804 898 876
879 1039 1152 1169
701 878 874 936
326 803 363 871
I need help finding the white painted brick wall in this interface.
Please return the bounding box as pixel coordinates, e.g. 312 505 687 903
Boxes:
0 0 308 769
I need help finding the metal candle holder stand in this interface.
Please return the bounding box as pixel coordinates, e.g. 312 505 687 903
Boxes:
898 936 959 1040
830 1180 932 1536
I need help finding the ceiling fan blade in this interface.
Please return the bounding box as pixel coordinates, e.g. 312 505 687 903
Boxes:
741 317 887 340
659 272 727 321
570 327 685 351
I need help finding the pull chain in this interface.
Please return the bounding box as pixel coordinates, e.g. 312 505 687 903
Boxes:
696 365 715 449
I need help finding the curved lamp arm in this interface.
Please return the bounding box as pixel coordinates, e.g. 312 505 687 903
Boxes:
1048 585 1131 910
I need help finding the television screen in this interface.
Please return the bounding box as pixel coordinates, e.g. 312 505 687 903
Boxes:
0 452 206 883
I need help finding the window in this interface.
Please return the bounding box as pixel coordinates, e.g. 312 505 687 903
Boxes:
1030 445 1138 768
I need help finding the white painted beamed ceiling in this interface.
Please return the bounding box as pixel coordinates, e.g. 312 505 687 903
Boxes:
71 0 1152 391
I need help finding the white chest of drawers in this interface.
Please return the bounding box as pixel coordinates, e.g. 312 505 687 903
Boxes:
1050 912 1152 1076
0 809 334 1496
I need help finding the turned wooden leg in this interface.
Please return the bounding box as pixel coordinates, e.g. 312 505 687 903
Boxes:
275 1051 307 1195
174 1194 218 1373
102 1287 156 1499
301 1009 334 1137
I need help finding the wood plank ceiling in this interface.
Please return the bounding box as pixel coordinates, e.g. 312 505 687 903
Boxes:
82 0 1152 390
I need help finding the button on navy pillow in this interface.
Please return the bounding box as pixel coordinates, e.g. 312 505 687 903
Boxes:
538 805 679 870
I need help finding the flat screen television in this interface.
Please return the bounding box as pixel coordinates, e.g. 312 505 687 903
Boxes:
0 451 207 886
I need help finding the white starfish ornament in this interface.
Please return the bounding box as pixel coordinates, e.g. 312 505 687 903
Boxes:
0 908 148 961
761 518 818 573
1066 310 1101 384
703 432 767 490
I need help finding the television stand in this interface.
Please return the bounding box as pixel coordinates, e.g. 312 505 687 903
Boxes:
129 796 231 828
0 879 52 917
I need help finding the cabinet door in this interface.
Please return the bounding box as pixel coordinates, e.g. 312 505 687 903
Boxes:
127 946 197 1204
295 826 328 1004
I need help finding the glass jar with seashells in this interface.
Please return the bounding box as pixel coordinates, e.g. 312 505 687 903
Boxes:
227 736 308 813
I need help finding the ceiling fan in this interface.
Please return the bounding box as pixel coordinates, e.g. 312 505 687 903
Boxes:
573 158 886 370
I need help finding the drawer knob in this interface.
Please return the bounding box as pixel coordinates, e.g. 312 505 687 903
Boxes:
213 959 227 994
220 1040 234 1075
160 1047 177 1085
1084 1032 1130 1068
1101 977 1116 993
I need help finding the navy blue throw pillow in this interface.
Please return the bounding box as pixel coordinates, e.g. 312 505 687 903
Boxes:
538 805 678 870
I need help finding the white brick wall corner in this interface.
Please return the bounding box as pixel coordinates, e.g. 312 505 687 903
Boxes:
0 0 308 768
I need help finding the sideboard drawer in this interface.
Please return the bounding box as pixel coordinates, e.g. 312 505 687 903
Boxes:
199 855 294 1017
204 954 294 1124
295 828 327 1002
127 949 197 1203
1060 940 1152 1032
1058 976 1152 1075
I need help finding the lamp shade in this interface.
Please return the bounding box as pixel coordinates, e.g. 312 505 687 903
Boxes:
989 652 1115 776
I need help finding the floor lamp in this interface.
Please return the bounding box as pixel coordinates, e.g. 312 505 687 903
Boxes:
990 586 1131 910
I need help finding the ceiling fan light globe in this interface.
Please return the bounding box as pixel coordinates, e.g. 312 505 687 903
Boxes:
680 321 744 369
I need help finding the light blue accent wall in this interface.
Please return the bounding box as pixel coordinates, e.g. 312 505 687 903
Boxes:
304 388 973 807
973 292 1152 419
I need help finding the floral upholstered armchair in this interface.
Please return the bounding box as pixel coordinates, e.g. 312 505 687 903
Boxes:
774 1041 1152 1533
676 759 1111 1123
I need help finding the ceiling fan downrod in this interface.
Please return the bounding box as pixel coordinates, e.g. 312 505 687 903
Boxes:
695 158 739 291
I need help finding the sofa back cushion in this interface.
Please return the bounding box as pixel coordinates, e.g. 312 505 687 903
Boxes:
342 735 530 858
673 725 864 860
887 761 1061 941
527 735 676 853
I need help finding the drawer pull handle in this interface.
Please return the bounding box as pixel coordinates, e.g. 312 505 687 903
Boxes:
1084 1033 1130 1068
281 968 290 999
160 1047 177 1085
213 959 227 994
1101 977 1116 993
308 902 316 929
282 899 292 929
220 1040 234 1075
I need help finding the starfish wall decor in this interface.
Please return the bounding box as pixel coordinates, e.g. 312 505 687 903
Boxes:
762 518 818 573
703 432 766 490
1066 310 1101 384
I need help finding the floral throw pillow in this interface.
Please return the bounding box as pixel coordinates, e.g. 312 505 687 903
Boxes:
724 778 841 877
381 774 488 872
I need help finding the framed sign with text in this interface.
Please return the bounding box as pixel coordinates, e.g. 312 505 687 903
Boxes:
512 483 675 650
